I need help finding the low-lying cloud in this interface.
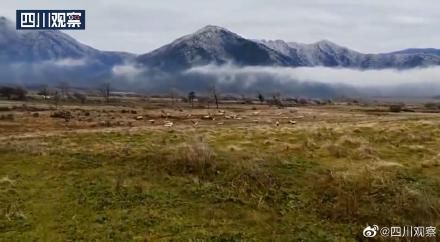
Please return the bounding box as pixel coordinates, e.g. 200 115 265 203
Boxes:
51 58 88 67
0 58 111 87
112 63 143 79
2 60 440 98
185 65 440 97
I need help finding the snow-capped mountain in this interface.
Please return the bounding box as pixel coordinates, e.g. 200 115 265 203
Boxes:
256 39 364 67
2 14 440 72
0 16 133 64
136 24 440 70
136 25 298 71
2 15 440 91
256 39 440 69
0 16 136 87
390 48 440 56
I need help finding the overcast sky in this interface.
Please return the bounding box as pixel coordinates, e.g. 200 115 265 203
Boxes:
1 0 439 54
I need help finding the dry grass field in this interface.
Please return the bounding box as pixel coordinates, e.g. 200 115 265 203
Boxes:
1 98 440 241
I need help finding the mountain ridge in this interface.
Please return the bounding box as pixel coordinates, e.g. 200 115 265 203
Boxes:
2 15 440 70
2 16 440 90
256 39 440 69
136 25 298 71
0 16 135 63
135 24 440 70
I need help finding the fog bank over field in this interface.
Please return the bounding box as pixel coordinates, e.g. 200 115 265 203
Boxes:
115 64 440 97
2 61 440 98
183 65 440 97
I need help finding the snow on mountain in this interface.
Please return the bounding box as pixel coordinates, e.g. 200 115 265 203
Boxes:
390 48 440 56
2 13 440 71
256 39 440 69
0 16 134 64
136 25 299 71
0 16 138 87
2 14 440 90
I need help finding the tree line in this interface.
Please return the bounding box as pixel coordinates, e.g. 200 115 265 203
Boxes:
0 86 27 100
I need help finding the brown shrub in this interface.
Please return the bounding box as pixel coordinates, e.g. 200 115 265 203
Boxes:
313 168 440 226
50 110 72 119
0 113 14 121
0 106 11 112
389 105 403 113
226 160 280 204
161 141 219 178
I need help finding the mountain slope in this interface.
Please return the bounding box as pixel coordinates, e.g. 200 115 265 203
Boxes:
2 15 440 92
257 39 440 69
2 15 440 71
136 25 300 71
391 48 440 56
0 16 134 64
257 40 364 67
0 16 137 87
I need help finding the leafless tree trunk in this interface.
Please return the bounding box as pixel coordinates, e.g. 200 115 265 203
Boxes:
170 88 178 107
54 91 61 109
258 92 265 104
188 91 196 109
59 81 70 99
211 84 219 109
272 92 283 108
101 82 111 104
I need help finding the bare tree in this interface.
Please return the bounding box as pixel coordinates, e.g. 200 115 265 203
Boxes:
101 81 111 104
241 94 253 104
211 83 220 109
0 86 14 100
53 91 61 108
14 87 27 100
73 92 87 104
188 91 196 109
272 92 283 108
257 92 265 104
0 86 27 100
37 85 49 96
170 88 179 106
58 81 70 99
198 96 211 109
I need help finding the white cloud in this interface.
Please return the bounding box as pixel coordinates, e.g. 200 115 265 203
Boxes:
112 63 143 79
52 58 88 67
188 64 440 86
187 64 440 96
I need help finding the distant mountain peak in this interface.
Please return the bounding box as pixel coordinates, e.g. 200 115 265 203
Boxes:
182 25 240 42
316 39 335 45
195 25 229 34
313 40 344 49
137 25 297 70
163 25 243 51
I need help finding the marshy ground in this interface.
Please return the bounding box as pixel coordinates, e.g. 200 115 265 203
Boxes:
1 99 440 241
